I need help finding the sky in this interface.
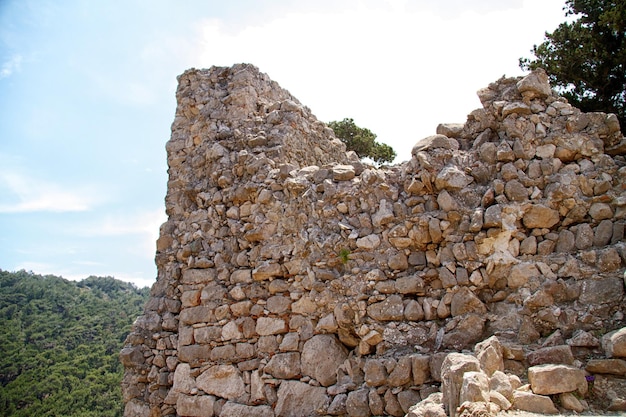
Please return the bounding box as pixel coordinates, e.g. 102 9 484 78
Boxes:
0 0 568 288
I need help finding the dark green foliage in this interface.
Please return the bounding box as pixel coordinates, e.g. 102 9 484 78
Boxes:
520 0 626 130
328 118 397 164
0 270 149 417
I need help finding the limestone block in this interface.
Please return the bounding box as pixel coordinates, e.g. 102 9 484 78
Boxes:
367 294 404 321
459 371 490 404
528 364 586 395
356 234 381 250
252 262 282 281
256 317 287 336
301 334 347 386
489 371 514 400
411 354 431 385
328 393 347 415
171 363 194 395
508 262 539 289
265 295 291 314
516 69 552 99
450 287 486 317
119 346 145 368
603 327 626 358
512 390 558 414
440 353 480 417
589 202 613 220
474 336 503 376
395 275 426 294
179 306 214 325
384 389 405 417
594 219 614 246
586 358 626 375
406 392 446 417
388 356 412 387
522 204 560 229
368 388 385 416
264 352 301 379
526 345 574 366
404 299 425 321
196 365 245 401
442 314 485 350
220 402 274 417
332 164 355 181
398 389 422 413
182 268 217 284
489 390 512 411
274 381 328 417
364 359 388 387
559 392 586 412
346 388 370 417
580 277 624 305
176 394 215 417
435 166 472 191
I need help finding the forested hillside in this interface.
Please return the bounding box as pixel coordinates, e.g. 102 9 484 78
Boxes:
0 270 149 417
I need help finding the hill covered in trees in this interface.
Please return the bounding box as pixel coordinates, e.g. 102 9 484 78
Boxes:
0 270 149 417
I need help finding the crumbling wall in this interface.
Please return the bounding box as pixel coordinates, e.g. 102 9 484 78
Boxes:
120 63 626 417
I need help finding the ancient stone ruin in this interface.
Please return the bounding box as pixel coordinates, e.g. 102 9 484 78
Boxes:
120 63 626 417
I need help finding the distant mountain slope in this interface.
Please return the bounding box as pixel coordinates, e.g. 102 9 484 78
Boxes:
0 270 149 417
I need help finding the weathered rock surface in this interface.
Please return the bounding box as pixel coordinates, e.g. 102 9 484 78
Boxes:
120 64 626 416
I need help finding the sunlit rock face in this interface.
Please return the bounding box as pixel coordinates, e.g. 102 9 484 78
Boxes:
121 64 626 417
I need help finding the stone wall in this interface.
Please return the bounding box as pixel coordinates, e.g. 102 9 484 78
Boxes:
120 63 626 417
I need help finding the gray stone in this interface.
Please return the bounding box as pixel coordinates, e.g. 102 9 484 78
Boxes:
176 394 215 417
512 390 558 414
196 364 245 401
450 287 486 317
594 219 614 246
603 327 626 358
332 164 356 181
346 389 370 417
440 353 480 417
435 166 472 191
256 317 287 335
367 294 404 321
504 179 528 202
474 336 503 376
459 371 490 404
516 69 552 99
301 334 347 386
264 352 301 379
586 358 626 375
575 223 594 249
527 345 574 366
220 402 274 417
364 359 387 387
275 381 328 417
397 389 422 413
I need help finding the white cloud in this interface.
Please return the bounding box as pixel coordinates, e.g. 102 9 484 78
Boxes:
0 170 103 213
0 54 22 79
186 0 565 162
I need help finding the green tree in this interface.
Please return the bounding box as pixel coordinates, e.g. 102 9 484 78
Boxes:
519 0 626 130
328 118 396 164
0 270 149 417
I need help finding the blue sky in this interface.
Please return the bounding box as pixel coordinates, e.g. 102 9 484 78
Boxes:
0 0 566 287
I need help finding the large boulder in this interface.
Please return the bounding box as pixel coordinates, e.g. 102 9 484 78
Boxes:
301 334 348 386
528 364 587 395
